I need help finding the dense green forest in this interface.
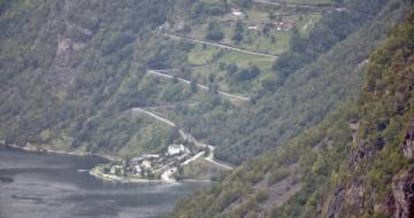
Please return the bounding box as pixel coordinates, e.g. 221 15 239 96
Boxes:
172 3 414 218
182 0 409 164
0 0 178 155
1 0 413 217
2 0 395 162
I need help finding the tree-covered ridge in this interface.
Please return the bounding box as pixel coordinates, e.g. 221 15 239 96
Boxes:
172 101 356 218
171 2 412 217
0 0 398 164
272 0 388 82
1 0 414 216
0 0 407 167
319 8 414 217
0 0 175 155
146 0 389 166
0 0 411 202
189 0 409 164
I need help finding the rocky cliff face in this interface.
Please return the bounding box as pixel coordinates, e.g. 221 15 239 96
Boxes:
392 166 414 218
324 122 414 218
402 121 414 160
321 9 414 217
390 121 414 218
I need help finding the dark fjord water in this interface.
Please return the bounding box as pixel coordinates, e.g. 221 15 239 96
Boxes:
0 147 207 218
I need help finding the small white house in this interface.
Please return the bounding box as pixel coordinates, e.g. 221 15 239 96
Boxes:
110 166 116 174
142 160 152 169
232 8 244 17
134 165 142 174
143 154 160 159
232 11 243 16
248 25 259 31
110 165 122 175
167 144 186 156
335 7 347 12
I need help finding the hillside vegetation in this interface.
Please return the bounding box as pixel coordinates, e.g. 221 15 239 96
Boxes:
0 0 179 156
172 2 414 218
153 0 405 165
0 0 393 162
1 0 413 215
320 9 414 218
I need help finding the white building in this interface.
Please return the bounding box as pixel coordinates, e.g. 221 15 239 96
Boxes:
134 165 142 174
110 165 122 175
142 160 152 169
232 11 243 16
167 144 186 156
143 154 160 159
110 166 116 174
232 8 244 17
335 7 347 12
248 25 259 31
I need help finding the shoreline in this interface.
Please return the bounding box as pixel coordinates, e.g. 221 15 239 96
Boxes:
89 166 170 184
89 165 212 184
89 168 211 184
1 142 213 184
1 143 119 162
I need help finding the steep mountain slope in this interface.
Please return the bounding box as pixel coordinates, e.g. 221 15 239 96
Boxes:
2 0 414 217
0 0 411 193
321 9 414 218
0 0 397 164
164 0 408 165
172 2 413 218
0 0 178 156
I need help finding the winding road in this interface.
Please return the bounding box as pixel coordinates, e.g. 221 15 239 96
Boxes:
205 145 233 170
139 101 198 110
130 107 234 171
253 0 341 11
181 151 205 166
147 70 251 102
164 34 279 58
131 108 175 127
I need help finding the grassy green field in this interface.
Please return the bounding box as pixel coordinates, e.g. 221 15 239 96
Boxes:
187 44 220 65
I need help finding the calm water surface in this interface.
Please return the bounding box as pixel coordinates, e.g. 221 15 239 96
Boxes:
0 147 207 218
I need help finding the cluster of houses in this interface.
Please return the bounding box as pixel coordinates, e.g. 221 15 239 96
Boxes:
158 6 296 37
268 20 295 31
231 8 295 32
241 20 295 31
103 144 192 179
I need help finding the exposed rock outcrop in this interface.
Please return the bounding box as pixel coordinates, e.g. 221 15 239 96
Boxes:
402 121 414 160
324 186 345 218
392 166 414 218
319 5 414 218
323 179 368 218
344 181 365 213
390 121 414 218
